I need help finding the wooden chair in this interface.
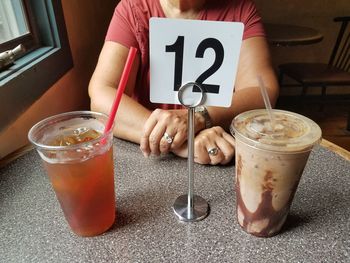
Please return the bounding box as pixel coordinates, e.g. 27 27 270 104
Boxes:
278 16 350 106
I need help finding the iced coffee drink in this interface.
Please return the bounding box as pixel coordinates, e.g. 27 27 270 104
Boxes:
230 109 321 237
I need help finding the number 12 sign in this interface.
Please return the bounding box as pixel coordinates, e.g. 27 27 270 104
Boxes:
150 18 244 107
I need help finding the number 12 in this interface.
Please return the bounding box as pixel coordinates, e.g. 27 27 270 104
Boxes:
165 36 224 94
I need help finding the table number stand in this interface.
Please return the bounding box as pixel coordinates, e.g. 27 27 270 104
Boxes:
173 82 209 222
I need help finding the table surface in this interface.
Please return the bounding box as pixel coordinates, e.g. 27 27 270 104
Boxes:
1 139 349 263
264 23 324 46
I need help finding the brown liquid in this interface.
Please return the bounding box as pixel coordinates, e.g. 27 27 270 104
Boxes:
232 110 321 237
235 141 311 237
236 154 302 237
44 129 115 236
48 127 101 146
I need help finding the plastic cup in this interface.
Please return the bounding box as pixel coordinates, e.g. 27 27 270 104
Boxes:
230 109 322 237
28 111 115 237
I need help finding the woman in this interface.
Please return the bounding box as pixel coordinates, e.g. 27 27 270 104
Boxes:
89 0 278 165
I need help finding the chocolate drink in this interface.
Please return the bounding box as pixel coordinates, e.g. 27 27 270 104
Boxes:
231 109 321 237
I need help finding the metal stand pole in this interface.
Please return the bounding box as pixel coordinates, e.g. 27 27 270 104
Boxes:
173 82 209 222
187 107 195 219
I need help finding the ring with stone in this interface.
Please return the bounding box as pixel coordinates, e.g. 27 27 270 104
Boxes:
163 132 174 144
208 147 219 156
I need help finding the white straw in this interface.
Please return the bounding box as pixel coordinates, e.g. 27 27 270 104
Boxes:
257 75 275 129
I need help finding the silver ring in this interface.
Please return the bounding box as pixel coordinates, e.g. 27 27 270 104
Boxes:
163 132 174 144
208 147 219 156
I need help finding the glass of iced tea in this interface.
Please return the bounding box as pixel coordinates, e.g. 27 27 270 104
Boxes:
28 111 115 237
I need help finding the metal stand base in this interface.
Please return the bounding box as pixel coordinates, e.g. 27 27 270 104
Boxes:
173 194 209 222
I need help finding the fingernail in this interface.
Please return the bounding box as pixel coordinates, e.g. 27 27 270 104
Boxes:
143 152 150 158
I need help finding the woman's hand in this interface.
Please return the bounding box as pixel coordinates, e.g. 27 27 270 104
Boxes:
172 126 235 165
140 109 189 157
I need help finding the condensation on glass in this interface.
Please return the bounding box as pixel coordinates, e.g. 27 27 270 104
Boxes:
0 0 29 44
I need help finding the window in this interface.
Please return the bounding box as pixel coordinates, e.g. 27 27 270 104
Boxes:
0 0 29 45
0 0 73 131
0 0 39 58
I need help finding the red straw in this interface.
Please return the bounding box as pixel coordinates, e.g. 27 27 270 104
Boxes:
104 47 137 133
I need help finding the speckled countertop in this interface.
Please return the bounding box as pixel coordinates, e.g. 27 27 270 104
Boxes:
0 139 349 263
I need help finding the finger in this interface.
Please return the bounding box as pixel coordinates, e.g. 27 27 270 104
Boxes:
148 123 166 155
160 116 187 152
222 131 235 147
215 137 235 165
194 140 211 165
140 114 158 157
207 145 225 165
170 129 187 150
147 109 179 155
167 114 188 150
159 130 175 154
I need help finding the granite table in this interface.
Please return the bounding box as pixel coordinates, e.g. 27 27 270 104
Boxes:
1 139 349 263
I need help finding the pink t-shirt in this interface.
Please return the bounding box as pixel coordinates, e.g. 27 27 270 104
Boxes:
106 0 265 110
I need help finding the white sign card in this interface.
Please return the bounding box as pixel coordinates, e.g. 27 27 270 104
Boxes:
150 18 244 107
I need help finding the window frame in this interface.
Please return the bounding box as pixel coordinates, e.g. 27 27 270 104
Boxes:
0 0 73 132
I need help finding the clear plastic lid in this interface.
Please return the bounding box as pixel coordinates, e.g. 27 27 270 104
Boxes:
230 109 322 153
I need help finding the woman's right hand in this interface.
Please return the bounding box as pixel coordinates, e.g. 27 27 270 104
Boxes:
140 109 189 157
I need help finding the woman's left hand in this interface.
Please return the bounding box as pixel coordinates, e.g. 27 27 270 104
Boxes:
172 126 235 165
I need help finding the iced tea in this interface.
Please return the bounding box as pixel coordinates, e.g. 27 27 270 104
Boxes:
28 111 115 237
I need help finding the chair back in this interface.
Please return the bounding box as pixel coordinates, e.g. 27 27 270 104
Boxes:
329 16 350 72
